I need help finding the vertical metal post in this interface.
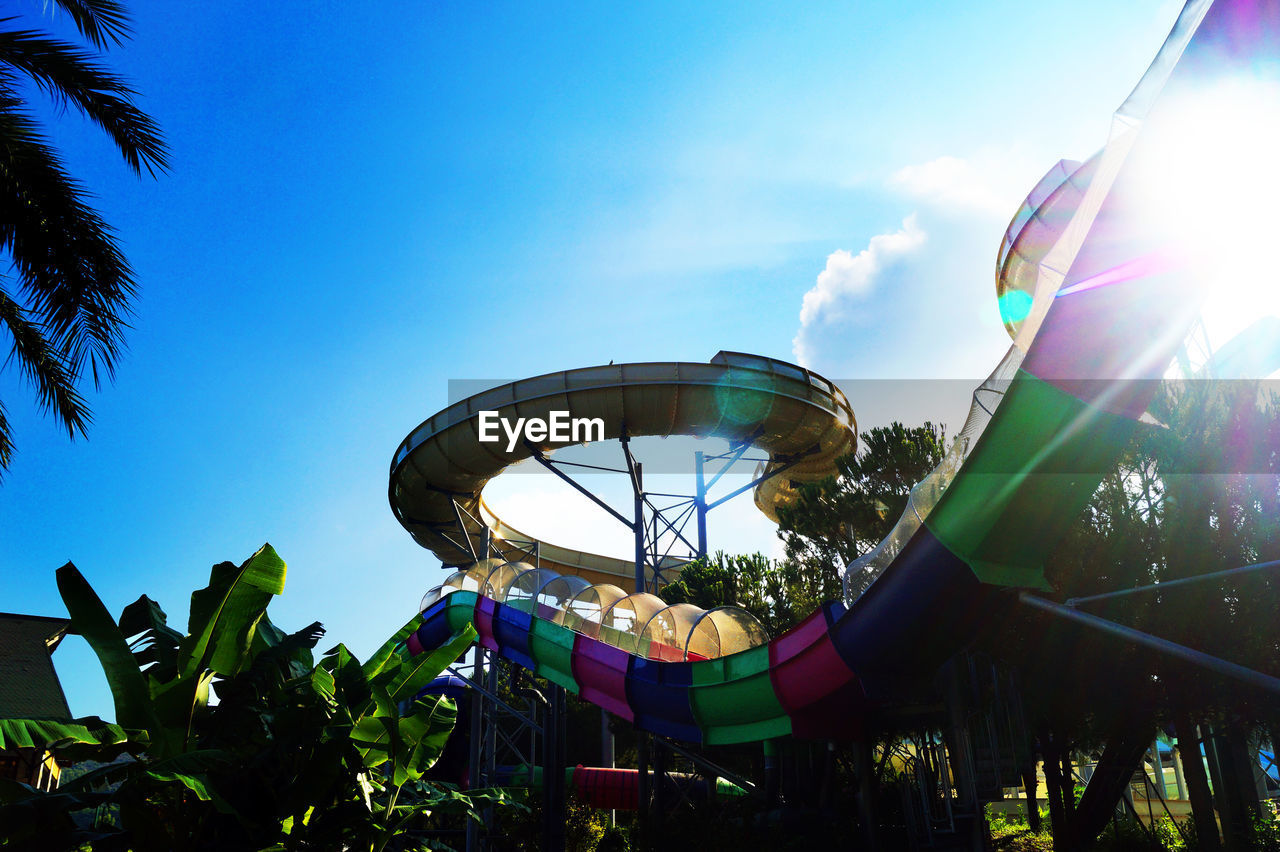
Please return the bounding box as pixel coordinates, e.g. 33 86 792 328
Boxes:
484 652 498 800
694 450 708 559
602 709 616 826
542 683 566 852
467 649 486 852
854 737 880 851
633 476 645 592
638 732 650 843
654 739 667 838
1172 746 1189 800
1151 742 1165 799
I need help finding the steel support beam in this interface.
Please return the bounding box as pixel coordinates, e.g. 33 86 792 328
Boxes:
1065 558 1280 609
1019 593 1280 696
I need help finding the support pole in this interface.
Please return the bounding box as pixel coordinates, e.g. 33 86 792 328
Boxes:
654 739 668 840
854 737 880 851
638 732 651 843
602 709 615 826
1066 558 1280 608
542 684 566 852
694 450 708 559
466 649 487 852
622 431 645 593
1172 746 1188 801
1019 593 1280 697
1176 718 1221 852
1150 741 1165 800
1069 719 1155 851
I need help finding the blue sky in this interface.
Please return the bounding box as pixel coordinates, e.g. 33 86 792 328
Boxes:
0 0 1181 719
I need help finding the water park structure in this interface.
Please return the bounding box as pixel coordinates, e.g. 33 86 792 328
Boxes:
391 1 1280 848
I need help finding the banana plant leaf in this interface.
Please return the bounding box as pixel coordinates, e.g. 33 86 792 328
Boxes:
180 543 287 678
119 594 183 680
56 563 159 733
382 624 476 706
395 695 457 784
361 612 422 678
0 716 131 751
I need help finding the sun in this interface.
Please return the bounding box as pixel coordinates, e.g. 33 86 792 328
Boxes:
1130 73 1280 363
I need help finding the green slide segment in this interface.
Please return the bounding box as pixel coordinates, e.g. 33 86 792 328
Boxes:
924 370 1137 588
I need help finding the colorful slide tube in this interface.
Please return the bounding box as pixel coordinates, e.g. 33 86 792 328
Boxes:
400 0 1270 745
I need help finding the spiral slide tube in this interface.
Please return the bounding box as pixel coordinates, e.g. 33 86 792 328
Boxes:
398 0 1264 745
390 351 857 588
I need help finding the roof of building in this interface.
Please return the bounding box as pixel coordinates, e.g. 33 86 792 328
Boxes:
0 613 72 721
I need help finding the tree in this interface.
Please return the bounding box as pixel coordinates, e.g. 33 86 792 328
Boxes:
776 421 948 606
0 545 511 851
981 378 1280 849
0 0 166 473
661 552 785 633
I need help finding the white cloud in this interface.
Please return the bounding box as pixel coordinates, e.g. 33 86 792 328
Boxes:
792 215 926 366
890 154 1029 218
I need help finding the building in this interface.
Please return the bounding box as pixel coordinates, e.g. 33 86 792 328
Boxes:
0 612 73 791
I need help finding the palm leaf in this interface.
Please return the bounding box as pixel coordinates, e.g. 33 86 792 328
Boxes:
0 100 135 388
143 769 238 815
0 287 90 439
44 0 132 49
0 29 167 175
0 401 10 471
397 695 457 784
149 668 212 756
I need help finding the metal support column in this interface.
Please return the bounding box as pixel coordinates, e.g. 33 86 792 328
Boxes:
542 683 567 852
602 709 616 826
466 648 487 852
621 429 646 593
694 450 708 559
638 732 651 842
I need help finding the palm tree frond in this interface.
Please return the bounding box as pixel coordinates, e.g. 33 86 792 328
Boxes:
42 0 132 50
0 1 159 474
0 288 92 439
0 102 135 387
0 28 166 175
0 400 11 474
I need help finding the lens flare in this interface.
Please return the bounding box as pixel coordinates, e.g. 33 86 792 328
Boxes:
1130 73 1280 355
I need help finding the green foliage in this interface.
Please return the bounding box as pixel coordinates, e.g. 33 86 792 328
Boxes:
661 552 785 632
660 551 828 635
0 544 496 852
775 421 948 609
778 421 947 564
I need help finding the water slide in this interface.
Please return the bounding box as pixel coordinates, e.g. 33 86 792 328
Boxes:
393 0 1259 746
389 352 857 588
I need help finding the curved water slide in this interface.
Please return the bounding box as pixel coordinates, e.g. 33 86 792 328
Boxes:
398 0 1256 745
389 351 857 588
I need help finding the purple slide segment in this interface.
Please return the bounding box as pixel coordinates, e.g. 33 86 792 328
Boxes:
571 633 634 722
475 597 500 653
